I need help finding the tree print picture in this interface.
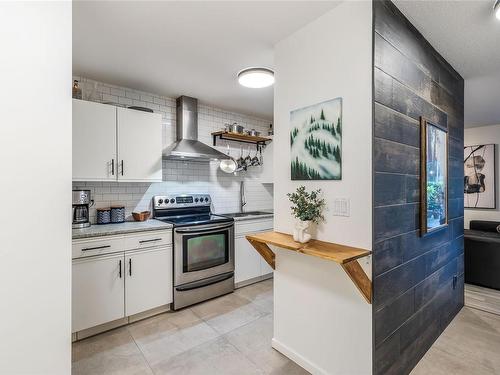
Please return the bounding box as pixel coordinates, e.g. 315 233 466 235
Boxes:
290 98 342 180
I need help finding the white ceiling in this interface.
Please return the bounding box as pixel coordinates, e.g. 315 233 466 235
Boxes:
393 0 500 127
73 1 339 120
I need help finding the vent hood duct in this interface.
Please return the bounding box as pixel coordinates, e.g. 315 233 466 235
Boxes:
163 96 229 161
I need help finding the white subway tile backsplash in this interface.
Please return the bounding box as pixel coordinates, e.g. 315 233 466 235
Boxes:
102 94 118 103
73 76 273 223
125 91 140 100
118 97 133 106
140 94 154 103
110 87 126 97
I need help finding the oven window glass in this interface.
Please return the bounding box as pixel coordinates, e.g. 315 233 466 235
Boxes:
183 231 229 272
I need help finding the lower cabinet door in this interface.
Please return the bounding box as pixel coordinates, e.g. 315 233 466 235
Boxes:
235 236 262 284
125 246 173 316
72 253 125 332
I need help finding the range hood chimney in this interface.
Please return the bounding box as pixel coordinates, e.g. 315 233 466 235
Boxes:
163 96 229 161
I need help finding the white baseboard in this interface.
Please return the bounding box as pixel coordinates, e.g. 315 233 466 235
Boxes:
272 338 328 375
235 273 273 289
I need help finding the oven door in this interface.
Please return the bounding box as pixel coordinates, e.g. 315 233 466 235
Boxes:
173 222 234 286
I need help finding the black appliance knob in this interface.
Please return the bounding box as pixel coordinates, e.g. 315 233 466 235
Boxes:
158 199 163 204
170 199 175 203
205 197 209 202
195 198 199 202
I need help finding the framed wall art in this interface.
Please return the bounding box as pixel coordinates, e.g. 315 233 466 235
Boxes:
420 117 448 235
290 98 342 180
464 144 496 209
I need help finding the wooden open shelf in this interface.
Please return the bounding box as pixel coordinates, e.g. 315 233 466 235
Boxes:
212 131 272 148
246 231 372 304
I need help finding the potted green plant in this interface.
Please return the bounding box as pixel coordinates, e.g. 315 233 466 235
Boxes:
287 186 326 243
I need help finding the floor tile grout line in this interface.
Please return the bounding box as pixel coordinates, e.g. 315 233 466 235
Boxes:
126 325 157 375
222 329 268 375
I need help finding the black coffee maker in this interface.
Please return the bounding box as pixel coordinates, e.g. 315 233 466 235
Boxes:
72 190 93 229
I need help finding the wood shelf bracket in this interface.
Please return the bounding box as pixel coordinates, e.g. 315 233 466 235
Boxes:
246 232 372 304
341 260 372 304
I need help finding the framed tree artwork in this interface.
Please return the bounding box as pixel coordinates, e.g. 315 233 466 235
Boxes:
420 117 448 235
464 144 496 209
290 98 342 180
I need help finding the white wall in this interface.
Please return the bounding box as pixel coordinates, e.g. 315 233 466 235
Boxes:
273 1 373 374
464 124 500 228
0 2 72 374
72 77 273 221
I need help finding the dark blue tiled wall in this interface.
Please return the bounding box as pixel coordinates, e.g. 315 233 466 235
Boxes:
372 1 464 374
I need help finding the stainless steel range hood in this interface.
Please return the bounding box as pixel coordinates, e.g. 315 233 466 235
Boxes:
163 96 229 161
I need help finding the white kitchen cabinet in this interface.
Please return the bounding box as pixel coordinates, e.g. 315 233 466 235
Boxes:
72 100 162 182
125 246 173 316
117 107 162 182
235 236 262 284
234 217 274 286
72 99 117 181
72 231 173 334
72 253 125 332
259 139 273 184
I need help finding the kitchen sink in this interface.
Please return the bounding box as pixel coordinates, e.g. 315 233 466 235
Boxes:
223 211 272 218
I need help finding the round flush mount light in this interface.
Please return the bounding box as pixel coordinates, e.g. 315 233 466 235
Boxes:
495 0 500 20
238 67 275 88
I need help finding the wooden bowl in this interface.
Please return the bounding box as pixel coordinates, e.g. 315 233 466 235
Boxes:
132 211 150 222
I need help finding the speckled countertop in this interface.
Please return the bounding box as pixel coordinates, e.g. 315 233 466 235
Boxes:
72 219 173 240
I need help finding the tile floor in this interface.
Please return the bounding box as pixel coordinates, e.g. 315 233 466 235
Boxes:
411 307 500 375
73 279 500 375
465 283 500 316
72 279 309 375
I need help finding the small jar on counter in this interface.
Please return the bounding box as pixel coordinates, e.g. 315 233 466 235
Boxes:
110 206 125 224
96 208 111 225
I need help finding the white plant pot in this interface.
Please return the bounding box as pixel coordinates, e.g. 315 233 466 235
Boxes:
293 219 312 243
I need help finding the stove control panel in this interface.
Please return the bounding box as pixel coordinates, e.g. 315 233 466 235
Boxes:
153 194 211 209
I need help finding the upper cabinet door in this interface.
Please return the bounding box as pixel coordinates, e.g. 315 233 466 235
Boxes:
73 99 117 181
117 107 162 182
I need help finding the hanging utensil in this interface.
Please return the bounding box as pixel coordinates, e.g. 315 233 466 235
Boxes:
251 146 260 166
219 143 237 173
243 146 252 167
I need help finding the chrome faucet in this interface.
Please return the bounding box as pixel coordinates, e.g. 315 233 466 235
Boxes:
240 180 247 213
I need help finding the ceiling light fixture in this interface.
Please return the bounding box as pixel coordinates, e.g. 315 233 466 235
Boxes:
238 67 275 88
495 0 500 20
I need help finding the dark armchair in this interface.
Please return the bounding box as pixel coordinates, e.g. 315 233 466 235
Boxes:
465 220 500 291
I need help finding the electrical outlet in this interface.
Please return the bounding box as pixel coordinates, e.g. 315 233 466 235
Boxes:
332 198 350 217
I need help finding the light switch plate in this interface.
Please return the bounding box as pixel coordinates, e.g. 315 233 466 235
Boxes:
332 198 350 217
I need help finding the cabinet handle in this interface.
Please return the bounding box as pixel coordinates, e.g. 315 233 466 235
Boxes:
121 160 124 176
139 238 162 244
129 258 132 276
119 260 122 278
111 159 115 175
82 245 111 252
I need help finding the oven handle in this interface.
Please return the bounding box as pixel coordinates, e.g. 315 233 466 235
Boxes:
175 272 234 292
175 223 234 234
